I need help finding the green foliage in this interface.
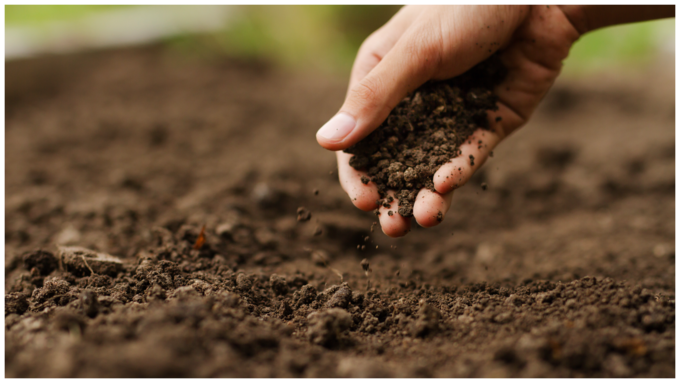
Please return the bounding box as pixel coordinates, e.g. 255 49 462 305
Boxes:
211 5 399 73
5 5 132 26
563 18 674 75
6 5 673 76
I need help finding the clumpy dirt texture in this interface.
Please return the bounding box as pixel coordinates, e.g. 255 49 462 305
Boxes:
6 46 675 378
344 55 506 217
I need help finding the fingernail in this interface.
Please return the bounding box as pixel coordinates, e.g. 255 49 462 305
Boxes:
317 112 356 142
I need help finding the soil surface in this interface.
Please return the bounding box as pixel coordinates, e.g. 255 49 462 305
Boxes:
344 55 505 217
5 46 675 378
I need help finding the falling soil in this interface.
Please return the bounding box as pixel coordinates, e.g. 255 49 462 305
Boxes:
344 54 506 217
5 46 675 378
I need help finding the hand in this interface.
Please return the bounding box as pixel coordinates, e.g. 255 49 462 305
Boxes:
316 5 667 237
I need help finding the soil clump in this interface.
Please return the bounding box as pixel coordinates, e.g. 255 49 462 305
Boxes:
344 54 506 216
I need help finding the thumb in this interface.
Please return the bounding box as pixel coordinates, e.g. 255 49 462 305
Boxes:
316 26 441 151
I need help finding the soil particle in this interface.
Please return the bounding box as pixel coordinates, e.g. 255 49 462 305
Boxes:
80 290 100 318
411 300 442 337
270 274 289 296
360 258 370 273
22 250 58 276
5 293 29 316
236 273 253 291
327 285 352 309
307 308 353 348
58 247 123 277
294 284 318 308
344 54 505 217
296 207 312 222
31 276 71 303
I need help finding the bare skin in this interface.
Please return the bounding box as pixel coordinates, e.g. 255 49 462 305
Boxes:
317 5 674 237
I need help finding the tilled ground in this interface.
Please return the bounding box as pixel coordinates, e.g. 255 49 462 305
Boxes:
5 46 675 378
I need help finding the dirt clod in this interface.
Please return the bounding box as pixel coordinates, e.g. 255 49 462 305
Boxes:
22 250 58 276
58 247 123 277
297 207 312 222
80 290 100 318
5 293 29 316
270 274 289 296
307 308 353 348
327 285 352 309
411 300 442 337
360 258 370 272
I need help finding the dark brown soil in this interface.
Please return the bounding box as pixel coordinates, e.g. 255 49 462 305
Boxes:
5 46 675 378
344 55 505 217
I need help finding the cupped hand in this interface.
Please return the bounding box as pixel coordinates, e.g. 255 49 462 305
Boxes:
318 5 581 237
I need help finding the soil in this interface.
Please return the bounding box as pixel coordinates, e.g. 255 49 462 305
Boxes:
5 45 675 378
344 54 506 217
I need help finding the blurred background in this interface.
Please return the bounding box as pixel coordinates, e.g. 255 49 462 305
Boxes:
5 4 675 77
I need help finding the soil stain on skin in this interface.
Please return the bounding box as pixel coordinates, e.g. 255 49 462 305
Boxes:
344 54 506 217
5 46 675 378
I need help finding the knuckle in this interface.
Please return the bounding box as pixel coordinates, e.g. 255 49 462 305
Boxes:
359 31 381 53
349 77 384 110
403 23 443 73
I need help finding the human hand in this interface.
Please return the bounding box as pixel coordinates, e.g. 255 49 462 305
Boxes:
317 5 577 237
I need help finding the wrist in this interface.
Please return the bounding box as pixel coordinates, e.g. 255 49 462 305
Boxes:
557 5 589 35
558 5 674 35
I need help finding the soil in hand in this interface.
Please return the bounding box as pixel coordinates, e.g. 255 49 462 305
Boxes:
343 54 506 217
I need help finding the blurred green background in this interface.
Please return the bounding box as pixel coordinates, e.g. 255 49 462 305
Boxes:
5 5 675 76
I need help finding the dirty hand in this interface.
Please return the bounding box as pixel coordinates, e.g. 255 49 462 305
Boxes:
315 5 667 237
316 5 579 237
